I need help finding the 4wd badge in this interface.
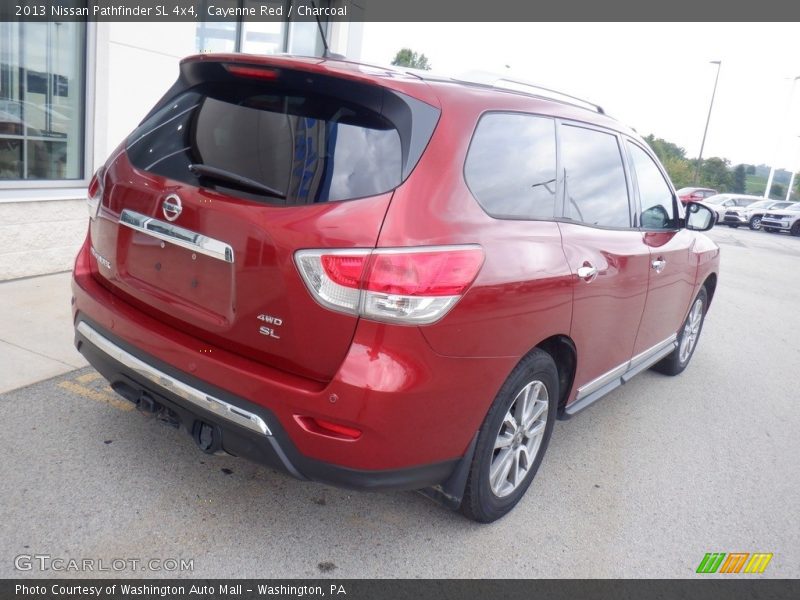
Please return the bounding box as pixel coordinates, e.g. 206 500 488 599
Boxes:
257 314 282 339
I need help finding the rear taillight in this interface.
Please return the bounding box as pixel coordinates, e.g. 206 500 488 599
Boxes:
295 246 484 325
87 168 104 220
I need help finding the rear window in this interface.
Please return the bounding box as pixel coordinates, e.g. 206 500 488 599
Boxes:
126 77 437 205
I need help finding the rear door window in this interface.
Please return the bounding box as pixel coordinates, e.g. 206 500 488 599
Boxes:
464 113 557 220
561 125 631 228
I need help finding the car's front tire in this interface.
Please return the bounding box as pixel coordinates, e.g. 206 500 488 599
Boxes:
791 222 800 236
460 349 558 523
749 216 762 230
652 287 708 376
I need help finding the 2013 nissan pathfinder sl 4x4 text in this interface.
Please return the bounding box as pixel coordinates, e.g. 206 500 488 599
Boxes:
71 54 720 522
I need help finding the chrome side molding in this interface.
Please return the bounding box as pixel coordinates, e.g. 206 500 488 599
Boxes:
77 322 269 436
567 333 678 416
119 209 234 264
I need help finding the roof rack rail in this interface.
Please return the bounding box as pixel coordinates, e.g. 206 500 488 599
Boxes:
490 76 605 115
417 70 606 115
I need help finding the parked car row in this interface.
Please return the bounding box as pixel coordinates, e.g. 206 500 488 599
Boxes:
687 192 799 235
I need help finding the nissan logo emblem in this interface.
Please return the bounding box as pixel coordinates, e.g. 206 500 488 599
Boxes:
162 194 182 222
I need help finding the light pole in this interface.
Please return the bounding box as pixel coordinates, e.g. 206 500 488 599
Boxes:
786 136 800 202
764 75 800 199
694 60 722 185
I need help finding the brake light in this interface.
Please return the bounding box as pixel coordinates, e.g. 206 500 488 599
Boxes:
87 168 104 220
224 64 280 81
295 246 484 325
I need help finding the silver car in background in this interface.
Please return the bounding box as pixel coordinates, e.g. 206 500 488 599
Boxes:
699 194 759 224
760 203 800 235
722 199 796 230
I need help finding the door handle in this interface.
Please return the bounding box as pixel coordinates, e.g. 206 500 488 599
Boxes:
576 264 598 282
651 258 666 273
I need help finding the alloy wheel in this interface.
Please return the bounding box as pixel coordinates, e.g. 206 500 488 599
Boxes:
679 297 704 363
489 380 549 498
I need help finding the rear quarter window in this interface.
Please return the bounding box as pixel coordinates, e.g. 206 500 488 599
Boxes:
464 113 557 220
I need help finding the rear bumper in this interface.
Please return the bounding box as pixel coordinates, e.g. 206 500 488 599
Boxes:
74 318 458 491
71 238 516 488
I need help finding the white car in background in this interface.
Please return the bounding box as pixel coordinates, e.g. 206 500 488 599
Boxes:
721 199 795 230
698 194 759 224
760 203 800 236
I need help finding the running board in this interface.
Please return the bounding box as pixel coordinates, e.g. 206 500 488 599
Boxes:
563 335 678 417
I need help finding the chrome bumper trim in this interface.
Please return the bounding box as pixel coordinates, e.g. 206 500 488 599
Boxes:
120 209 234 264
76 322 269 436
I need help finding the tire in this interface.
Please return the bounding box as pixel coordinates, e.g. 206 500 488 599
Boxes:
749 216 762 230
460 349 558 523
791 221 800 236
652 287 708 376
764 227 776 233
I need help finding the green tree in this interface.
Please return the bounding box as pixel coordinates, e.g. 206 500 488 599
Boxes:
693 157 733 192
733 164 747 193
662 155 693 189
391 48 432 70
746 164 756 175
644 134 687 163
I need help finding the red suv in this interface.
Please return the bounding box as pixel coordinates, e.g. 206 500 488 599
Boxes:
676 187 718 205
72 54 720 522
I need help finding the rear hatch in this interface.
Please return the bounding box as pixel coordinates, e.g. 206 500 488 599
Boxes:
87 57 440 381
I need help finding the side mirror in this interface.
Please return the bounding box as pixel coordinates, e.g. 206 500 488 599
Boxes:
685 202 715 231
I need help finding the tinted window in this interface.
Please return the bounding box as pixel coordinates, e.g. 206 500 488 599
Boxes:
562 125 630 228
465 113 557 220
627 142 676 230
127 86 405 205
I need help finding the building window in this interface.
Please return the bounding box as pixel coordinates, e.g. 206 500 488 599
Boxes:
0 22 86 181
195 0 330 56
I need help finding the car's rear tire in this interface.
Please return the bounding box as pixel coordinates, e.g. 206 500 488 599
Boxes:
749 216 762 230
652 287 708 376
791 222 800 236
460 349 558 523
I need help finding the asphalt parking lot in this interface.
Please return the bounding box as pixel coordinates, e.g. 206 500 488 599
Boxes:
1 225 798 579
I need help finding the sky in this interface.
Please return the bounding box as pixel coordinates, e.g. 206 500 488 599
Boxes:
359 23 800 169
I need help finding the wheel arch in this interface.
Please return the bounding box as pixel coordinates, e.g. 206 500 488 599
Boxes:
702 272 718 309
533 334 577 413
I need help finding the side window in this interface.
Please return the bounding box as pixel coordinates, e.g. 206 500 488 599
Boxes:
465 113 557 220
627 142 677 230
561 125 630 228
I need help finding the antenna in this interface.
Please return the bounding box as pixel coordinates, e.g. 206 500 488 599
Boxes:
309 1 345 59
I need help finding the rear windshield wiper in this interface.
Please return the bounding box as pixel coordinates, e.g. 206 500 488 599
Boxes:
188 163 287 199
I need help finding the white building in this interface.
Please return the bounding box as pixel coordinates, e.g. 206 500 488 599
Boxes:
0 11 362 280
